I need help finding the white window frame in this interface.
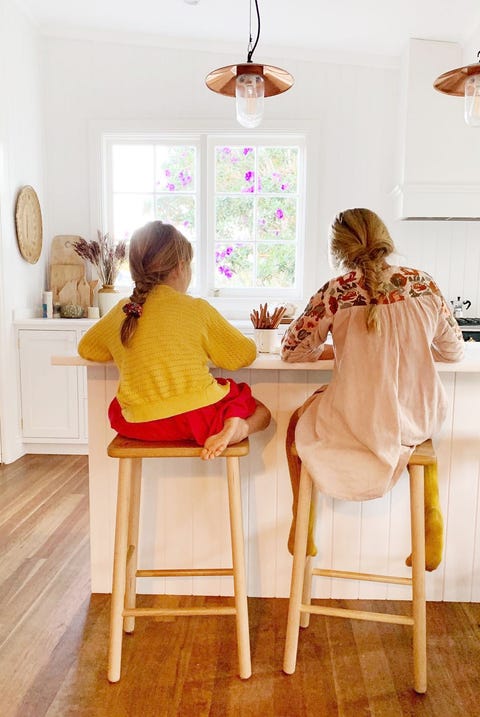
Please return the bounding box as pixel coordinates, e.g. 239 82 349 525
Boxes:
88 119 318 320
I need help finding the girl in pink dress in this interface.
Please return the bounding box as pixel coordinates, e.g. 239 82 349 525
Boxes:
282 208 464 568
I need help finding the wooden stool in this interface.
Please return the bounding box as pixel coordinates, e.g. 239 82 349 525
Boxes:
107 435 251 682
283 439 436 694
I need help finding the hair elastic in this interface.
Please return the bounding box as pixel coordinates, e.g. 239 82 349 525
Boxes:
122 302 143 318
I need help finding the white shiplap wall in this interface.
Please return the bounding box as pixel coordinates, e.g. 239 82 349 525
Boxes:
394 220 480 316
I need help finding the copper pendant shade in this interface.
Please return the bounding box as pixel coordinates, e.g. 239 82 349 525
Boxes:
204 0 294 126
434 62 480 96
205 62 294 97
433 51 480 127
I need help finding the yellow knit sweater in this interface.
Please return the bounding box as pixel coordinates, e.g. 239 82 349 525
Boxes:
78 285 257 422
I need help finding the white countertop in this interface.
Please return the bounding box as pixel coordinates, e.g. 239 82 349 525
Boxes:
52 342 480 372
22 317 479 372
15 317 256 331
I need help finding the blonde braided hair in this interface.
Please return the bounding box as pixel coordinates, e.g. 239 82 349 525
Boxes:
329 208 395 333
120 221 193 346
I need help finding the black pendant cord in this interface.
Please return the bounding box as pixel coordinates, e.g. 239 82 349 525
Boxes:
246 0 261 63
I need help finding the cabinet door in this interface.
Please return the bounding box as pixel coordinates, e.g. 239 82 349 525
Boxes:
18 330 80 439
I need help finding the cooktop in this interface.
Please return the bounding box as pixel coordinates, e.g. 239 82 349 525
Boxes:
456 317 480 326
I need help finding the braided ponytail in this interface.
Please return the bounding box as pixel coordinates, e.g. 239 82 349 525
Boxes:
120 221 193 346
355 255 385 333
329 208 395 334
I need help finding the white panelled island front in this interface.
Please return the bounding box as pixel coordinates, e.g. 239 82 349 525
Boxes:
52 344 480 602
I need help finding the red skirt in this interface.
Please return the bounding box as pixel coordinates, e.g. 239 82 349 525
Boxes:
108 378 256 445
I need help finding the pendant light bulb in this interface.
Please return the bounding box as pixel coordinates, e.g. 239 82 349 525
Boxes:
464 74 480 126
235 73 265 128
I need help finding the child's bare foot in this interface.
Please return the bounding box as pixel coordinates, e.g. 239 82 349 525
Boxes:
201 417 249 460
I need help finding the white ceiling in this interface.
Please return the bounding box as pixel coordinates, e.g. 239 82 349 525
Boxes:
18 0 480 61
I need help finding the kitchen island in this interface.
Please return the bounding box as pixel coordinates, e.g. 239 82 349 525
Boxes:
53 344 480 602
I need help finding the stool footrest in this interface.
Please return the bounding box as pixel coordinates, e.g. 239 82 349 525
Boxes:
137 568 233 578
313 568 412 586
123 606 237 618
303 603 414 626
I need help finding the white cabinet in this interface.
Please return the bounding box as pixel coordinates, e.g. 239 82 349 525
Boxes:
17 323 90 449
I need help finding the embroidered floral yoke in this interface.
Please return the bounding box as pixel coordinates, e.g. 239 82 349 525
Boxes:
281 265 464 500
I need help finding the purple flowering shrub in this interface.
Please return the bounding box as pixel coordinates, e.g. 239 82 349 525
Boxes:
257 198 296 241
215 245 235 279
156 146 196 193
215 243 254 287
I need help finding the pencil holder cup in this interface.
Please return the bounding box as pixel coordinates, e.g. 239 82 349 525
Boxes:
254 328 277 353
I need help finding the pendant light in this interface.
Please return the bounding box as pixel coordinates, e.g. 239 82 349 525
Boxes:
205 0 294 128
433 52 480 127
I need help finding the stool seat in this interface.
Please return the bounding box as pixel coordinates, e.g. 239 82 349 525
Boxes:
108 434 250 458
291 438 435 464
107 435 251 683
406 439 436 465
283 439 435 694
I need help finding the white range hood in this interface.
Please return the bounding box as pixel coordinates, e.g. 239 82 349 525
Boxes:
392 183 480 221
393 39 480 220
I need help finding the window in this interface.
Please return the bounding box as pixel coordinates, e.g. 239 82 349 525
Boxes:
102 132 306 302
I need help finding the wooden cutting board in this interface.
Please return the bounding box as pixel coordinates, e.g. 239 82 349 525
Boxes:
49 235 84 263
49 235 86 303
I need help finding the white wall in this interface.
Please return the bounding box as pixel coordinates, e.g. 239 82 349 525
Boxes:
0 0 45 462
462 18 480 64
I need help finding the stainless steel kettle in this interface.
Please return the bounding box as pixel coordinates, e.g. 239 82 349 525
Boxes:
451 297 472 319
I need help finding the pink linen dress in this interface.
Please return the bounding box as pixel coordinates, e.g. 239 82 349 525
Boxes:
281 266 465 501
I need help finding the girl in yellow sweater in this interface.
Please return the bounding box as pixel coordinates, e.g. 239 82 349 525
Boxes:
78 221 271 459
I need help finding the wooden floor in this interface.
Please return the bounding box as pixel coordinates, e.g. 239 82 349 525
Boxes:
1 455 479 717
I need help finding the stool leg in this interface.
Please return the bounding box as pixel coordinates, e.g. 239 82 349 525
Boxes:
410 464 427 694
108 458 132 683
124 457 142 634
226 455 251 680
300 556 313 628
283 464 313 674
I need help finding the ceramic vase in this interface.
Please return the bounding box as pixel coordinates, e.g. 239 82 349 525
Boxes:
97 284 119 317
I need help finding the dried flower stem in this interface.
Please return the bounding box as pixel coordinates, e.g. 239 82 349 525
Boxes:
71 231 127 287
